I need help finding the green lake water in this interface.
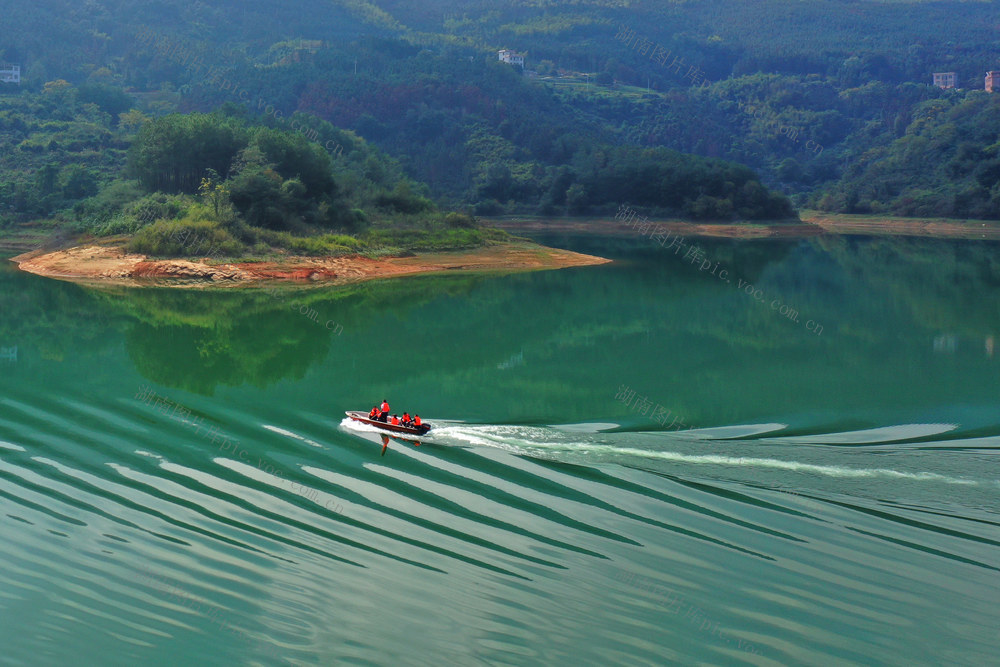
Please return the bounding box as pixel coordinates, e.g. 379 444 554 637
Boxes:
1 233 998 666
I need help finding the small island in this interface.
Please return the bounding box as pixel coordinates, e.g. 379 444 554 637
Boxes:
7 110 608 287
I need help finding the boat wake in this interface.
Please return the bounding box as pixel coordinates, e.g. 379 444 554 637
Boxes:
5 390 1000 666
411 422 1000 509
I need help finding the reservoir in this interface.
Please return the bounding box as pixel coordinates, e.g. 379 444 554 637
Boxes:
1 232 998 665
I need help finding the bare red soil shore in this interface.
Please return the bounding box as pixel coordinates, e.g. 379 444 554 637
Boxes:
11 242 611 288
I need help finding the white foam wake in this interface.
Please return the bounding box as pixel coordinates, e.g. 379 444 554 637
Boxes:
767 423 958 444
584 446 984 486
428 424 991 487
262 424 324 448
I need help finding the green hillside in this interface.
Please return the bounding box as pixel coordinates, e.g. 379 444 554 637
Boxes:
4 0 1000 238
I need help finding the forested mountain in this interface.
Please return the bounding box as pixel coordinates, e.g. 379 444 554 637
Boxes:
3 0 1000 228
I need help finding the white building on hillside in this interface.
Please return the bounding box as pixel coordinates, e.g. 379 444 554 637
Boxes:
498 49 524 67
0 64 20 84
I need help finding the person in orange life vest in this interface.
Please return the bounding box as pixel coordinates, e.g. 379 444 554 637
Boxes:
401 412 411 426
368 406 379 419
380 399 390 421
390 414 400 426
413 415 421 426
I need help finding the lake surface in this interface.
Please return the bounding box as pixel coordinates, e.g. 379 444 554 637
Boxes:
1 233 999 666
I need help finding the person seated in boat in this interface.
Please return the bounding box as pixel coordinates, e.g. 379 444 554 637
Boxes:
401 413 412 426
380 400 390 421
390 414 400 426
413 414 421 427
369 406 379 420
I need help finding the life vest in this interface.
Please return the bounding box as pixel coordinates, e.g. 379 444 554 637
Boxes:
381 401 390 413
391 415 400 425
414 416 421 426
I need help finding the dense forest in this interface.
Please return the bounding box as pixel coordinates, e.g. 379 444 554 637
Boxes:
4 0 1000 246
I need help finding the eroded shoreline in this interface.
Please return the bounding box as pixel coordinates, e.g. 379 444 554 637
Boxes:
485 213 1000 240
11 242 612 288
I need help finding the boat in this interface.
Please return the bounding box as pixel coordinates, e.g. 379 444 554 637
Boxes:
345 411 431 436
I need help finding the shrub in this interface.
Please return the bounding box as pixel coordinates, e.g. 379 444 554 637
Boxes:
474 199 503 215
444 212 477 229
285 233 362 256
345 208 369 233
72 180 145 228
88 193 189 236
59 164 99 200
374 182 434 214
77 83 133 117
94 213 147 236
254 229 363 256
365 227 507 252
124 193 186 226
127 217 245 257
361 246 405 258
687 194 735 220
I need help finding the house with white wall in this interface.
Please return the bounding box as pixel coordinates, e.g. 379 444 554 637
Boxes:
498 50 524 67
0 64 20 84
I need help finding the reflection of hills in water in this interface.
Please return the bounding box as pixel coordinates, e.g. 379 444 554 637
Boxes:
809 235 1000 337
2 236 999 427
0 260 131 365
87 274 492 395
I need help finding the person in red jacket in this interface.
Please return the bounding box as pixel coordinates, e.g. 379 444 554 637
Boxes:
390 414 400 426
380 399 390 421
368 406 379 419
401 413 411 426
413 415 422 427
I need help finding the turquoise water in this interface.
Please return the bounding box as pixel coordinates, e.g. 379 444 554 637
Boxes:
1 234 999 665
